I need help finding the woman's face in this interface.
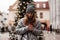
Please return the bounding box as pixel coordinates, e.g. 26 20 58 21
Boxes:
26 12 33 18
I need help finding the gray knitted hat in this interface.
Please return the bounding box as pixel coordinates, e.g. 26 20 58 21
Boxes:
26 3 35 13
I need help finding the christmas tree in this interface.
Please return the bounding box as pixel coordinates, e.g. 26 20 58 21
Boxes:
17 0 33 19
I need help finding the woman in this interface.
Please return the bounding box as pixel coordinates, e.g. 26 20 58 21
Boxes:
16 3 42 40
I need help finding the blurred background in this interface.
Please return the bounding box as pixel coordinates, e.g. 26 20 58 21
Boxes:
0 0 60 40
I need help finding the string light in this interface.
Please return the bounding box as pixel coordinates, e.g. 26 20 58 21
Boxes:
24 7 26 9
23 2 25 3
20 3 22 6
26 2 29 4
18 11 20 13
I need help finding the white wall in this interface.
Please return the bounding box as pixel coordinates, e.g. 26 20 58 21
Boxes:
49 0 60 29
36 10 50 20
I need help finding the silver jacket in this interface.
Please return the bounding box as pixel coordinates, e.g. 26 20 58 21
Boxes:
16 18 42 40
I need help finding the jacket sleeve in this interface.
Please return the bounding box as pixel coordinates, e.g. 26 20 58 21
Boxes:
32 21 42 36
16 19 28 35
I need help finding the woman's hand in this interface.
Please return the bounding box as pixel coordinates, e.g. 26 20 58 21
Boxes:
28 24 33 31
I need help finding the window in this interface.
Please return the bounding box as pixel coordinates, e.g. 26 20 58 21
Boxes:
43 3 46 8
36 4 39 8
40 12 43 18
